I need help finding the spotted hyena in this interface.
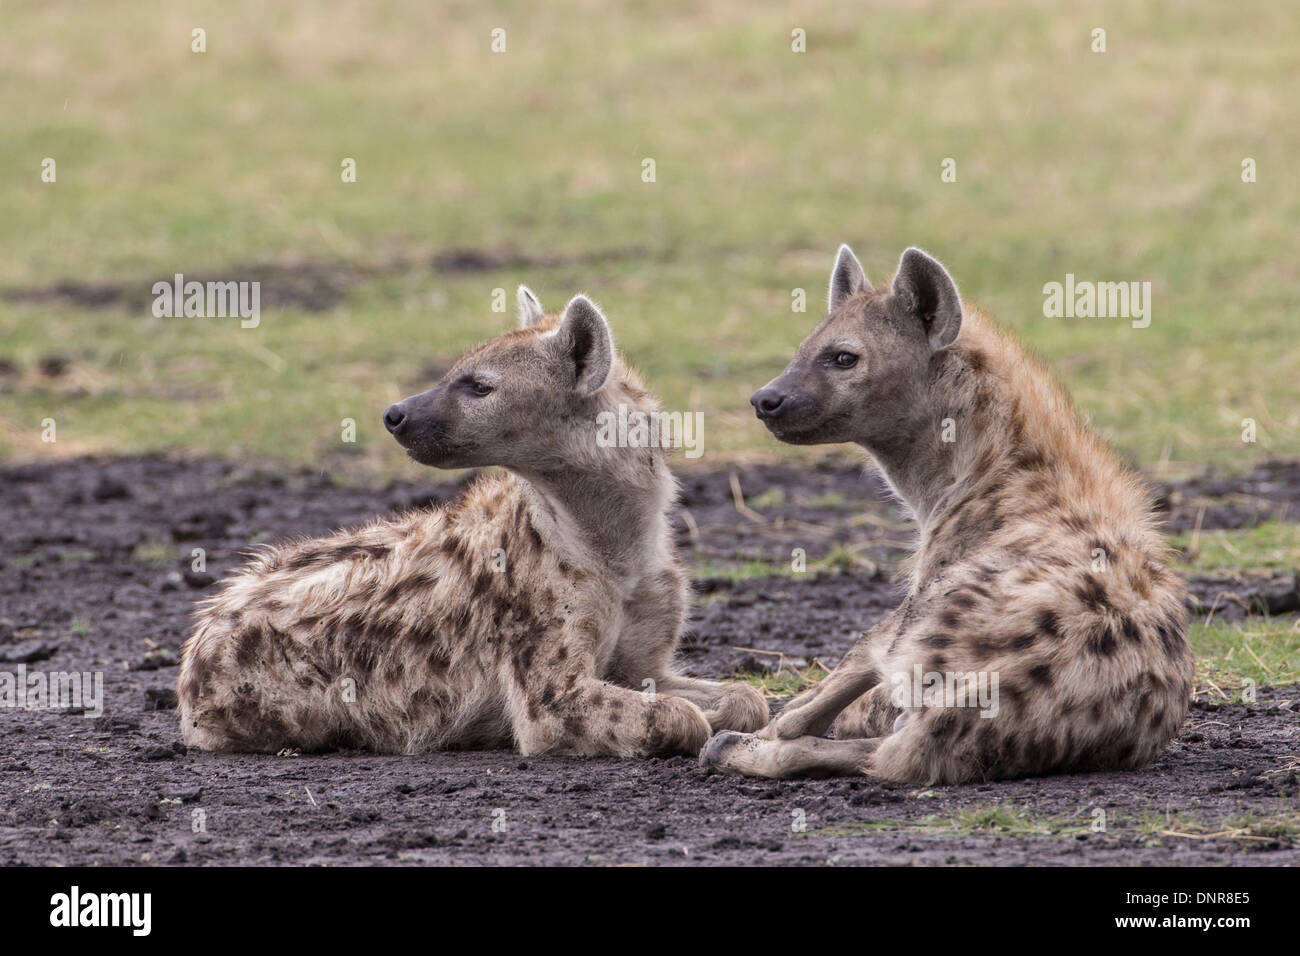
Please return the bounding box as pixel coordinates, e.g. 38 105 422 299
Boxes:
700 245 1193 782
178 288 767 756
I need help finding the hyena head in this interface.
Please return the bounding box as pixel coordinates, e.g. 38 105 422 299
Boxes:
384 286 619 470
750 245 962 447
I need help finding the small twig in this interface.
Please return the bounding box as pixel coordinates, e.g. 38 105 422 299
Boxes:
679 508 700 545
1243 641 1274 676
728 472 765 523
1187 504 1206 560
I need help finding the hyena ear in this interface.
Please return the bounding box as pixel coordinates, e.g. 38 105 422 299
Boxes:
891 247 962 349
517 285 544 328
552 295 614 396
829 243 869 312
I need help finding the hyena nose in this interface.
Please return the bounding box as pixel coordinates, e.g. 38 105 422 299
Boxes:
383 403 408 435
750 386 788 420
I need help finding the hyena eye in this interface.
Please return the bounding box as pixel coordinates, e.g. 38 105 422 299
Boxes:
469 381 495 396
834 351 859 369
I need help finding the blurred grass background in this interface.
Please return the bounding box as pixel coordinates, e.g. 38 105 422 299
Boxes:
0 0 1296 476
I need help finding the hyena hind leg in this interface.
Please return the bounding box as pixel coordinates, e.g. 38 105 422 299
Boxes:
699 732 882 779
513 676 712 759
655 673 770 733
830 684 900 740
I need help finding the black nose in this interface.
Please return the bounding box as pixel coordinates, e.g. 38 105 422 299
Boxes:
383 403 407 435
750 386 788 420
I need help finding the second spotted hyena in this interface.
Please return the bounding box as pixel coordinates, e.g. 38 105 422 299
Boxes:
701 245 1193 782
178 288 767 756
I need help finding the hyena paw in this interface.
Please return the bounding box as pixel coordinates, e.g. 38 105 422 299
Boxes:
703 683 770 734
698 731 776 777
661 697 712 756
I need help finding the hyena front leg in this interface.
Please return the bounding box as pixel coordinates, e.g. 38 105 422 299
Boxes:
754 614 897 740
758 638 881 740
700 732 883 779
653 673 770 733
698 636 882 777
510 672 711 759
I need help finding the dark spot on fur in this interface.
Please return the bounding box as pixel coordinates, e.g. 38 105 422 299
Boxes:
470 571 494 600
1156 618 1184 657
235 627 263 668
1062 512 1090 533
284 548 326 571
329 543 390 563
1015 444 1047 470
1037 609 1063 640
560 707 585 739
379 572 439 604
949 591 977 611
1089 623 1118 656
1027 664 1052 686
922 634 953 648
928 709 959 740
1010 632 1036 651
1121 617 1141 644
1076 576 1108 612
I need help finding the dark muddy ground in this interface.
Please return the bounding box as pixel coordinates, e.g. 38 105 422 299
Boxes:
1 454 1297 866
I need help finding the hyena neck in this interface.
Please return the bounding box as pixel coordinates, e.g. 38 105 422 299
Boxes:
519 460 676 578
861 316 1056 533
514 387 678 579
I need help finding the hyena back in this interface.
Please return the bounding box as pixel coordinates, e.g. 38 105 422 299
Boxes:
701 246 1193 783
179 289 767 756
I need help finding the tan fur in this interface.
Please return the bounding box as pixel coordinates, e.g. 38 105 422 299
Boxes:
702 247 1193 783
178 293 767 757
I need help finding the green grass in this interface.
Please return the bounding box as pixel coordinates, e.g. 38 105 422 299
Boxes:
737 661 831 701
130 540 177 565
1188 618 1300 691
0 0 1296 473
1172 521 1300 573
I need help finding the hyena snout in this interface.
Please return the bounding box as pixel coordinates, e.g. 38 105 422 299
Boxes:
383 385 464 466
750 382 790 420
382 402 409 435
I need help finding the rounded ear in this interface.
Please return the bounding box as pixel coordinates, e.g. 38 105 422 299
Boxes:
829 243 869 312
517 285 544 328
891 247 962 349
551 295 614 396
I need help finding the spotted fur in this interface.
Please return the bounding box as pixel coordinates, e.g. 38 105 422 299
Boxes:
179 291 767 757
701 246 1193 783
